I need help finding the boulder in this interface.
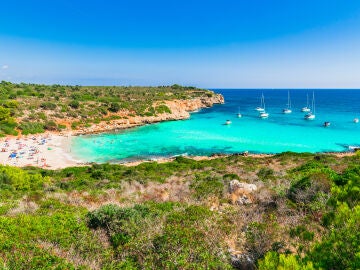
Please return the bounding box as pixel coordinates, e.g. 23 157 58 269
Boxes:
228 180 257 205
229 180 257 193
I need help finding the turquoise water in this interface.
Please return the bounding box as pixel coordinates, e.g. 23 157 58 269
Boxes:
72 89 360 163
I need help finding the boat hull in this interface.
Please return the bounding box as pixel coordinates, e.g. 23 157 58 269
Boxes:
283 109 292 114
305 114 315 120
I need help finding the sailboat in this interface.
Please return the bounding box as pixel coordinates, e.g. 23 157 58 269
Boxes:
237 107 242 118
304 92 315 120
301 94 311 112
259 95 269 118
282 91 292 114
255 93 265 112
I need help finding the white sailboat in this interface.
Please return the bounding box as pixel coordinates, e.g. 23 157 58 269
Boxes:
304 92 316 120
301 94 311 112
237 106 242 118
255 93 265 112
259 94 269 118
282 91 292 114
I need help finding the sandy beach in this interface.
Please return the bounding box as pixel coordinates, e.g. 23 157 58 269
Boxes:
0 130 356 170
0 133 82 169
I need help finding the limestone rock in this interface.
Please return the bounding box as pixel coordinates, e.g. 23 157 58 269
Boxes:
228 180 257 205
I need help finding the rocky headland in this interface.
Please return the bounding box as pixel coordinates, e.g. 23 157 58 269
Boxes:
72 94 224 135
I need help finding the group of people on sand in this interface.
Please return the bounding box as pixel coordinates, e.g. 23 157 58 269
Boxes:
0 135 52 167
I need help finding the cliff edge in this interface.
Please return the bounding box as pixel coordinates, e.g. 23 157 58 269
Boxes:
73 93 224 135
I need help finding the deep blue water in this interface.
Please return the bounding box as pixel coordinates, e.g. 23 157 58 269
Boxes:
72 89 360 163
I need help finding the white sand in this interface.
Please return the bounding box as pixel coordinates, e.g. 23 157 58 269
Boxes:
0 133 83 169
0 132 354 170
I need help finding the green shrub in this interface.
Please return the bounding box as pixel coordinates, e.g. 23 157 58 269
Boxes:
190 174 224 200
19 122 44 135
40 102 57 110
0 165 49 194
44 121 57 131
155 104 171 114
68 100 80 109
0 106 10 121
108 102 120 112
258 252 315 270
308 204 360 269
257 167 275 181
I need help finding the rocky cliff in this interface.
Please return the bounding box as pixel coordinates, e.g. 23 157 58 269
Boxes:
73 93 224 135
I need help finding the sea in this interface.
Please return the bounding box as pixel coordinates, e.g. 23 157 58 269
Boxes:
71 89 360 163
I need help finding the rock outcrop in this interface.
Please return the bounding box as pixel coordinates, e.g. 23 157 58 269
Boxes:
73 94 224 135
228 180 257 205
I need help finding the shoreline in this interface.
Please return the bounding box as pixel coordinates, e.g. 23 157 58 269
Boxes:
0 94 226 169
0 132 356 170
115 151 356 167
0 133 82 169
1 93 357 169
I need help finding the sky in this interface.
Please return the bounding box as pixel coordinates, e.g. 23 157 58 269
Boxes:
1 0 360 88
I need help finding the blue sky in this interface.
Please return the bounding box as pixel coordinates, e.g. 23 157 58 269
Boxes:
1 0 360 87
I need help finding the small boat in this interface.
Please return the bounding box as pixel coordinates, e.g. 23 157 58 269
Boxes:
305 113 315 120
323 121 330 127
301 94 311 112
354 118 359 123
259 95 269 118
225 120 232 125
237 107 242 118
255 93 265 112
282 91 292 114
305 92 316 120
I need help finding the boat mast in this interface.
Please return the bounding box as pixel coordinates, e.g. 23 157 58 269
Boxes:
263 94 266 110
288 91 291 109
312 92 315 114
306 94 309 108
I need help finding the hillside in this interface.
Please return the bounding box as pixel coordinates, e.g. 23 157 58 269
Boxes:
0 81 223 136
0 152 359 269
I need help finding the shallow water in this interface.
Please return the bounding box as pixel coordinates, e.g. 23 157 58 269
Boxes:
72 89 360 163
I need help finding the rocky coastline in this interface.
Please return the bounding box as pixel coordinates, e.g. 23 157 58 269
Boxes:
71 94 225 135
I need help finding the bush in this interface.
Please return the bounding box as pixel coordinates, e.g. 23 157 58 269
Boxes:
190 174 223 200
308 204 360 269
288 173 331 204
108 102 120 112
0 118 18 135
257 167 275 181
19 122 45 135
0 106 10 121
68 100 80 109
0 165 49 194
155 104 171 114
40 102 56 110
44 121 57 131
258 252 315 270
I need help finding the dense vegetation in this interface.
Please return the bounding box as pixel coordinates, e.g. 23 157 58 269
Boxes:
0 81 213 136
0 152 359 269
